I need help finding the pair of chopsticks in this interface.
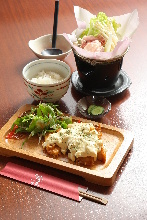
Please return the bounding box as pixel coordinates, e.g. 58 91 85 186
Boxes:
79 191 108 205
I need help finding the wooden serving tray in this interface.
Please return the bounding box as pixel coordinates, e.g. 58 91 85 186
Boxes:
0 105 134 186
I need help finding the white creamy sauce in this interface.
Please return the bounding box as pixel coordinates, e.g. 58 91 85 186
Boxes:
43 122 103 161
30 70 64 84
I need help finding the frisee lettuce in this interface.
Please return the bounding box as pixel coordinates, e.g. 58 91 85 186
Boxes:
11 103 72 141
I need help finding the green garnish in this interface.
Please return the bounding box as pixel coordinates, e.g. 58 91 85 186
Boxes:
11 103 72 141
88 105 104 116
87 105 96 114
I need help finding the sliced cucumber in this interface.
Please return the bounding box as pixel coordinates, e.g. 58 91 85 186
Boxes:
87 105 96 114
88 105 104 115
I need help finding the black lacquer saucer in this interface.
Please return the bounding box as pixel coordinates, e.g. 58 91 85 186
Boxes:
71 70 131 97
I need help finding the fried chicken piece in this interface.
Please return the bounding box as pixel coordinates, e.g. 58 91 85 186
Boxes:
76 145 106 166
97 145 106 163
45 144 61 157
44 122 106 165
76 156 95 166
95 124 102 139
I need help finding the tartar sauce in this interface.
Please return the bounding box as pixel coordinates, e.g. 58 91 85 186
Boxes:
43 122 103 162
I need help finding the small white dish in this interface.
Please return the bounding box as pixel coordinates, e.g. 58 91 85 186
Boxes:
77 96 111 119
29 34 72 60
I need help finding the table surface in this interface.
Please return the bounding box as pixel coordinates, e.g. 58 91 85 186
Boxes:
0 0 147 219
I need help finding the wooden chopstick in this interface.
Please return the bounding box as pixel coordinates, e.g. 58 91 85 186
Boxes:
79 191 108 205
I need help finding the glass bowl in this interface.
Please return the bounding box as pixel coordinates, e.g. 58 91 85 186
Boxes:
77 96 111 119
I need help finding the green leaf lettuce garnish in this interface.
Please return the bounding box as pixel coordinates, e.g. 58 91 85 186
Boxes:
11 103 72 142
